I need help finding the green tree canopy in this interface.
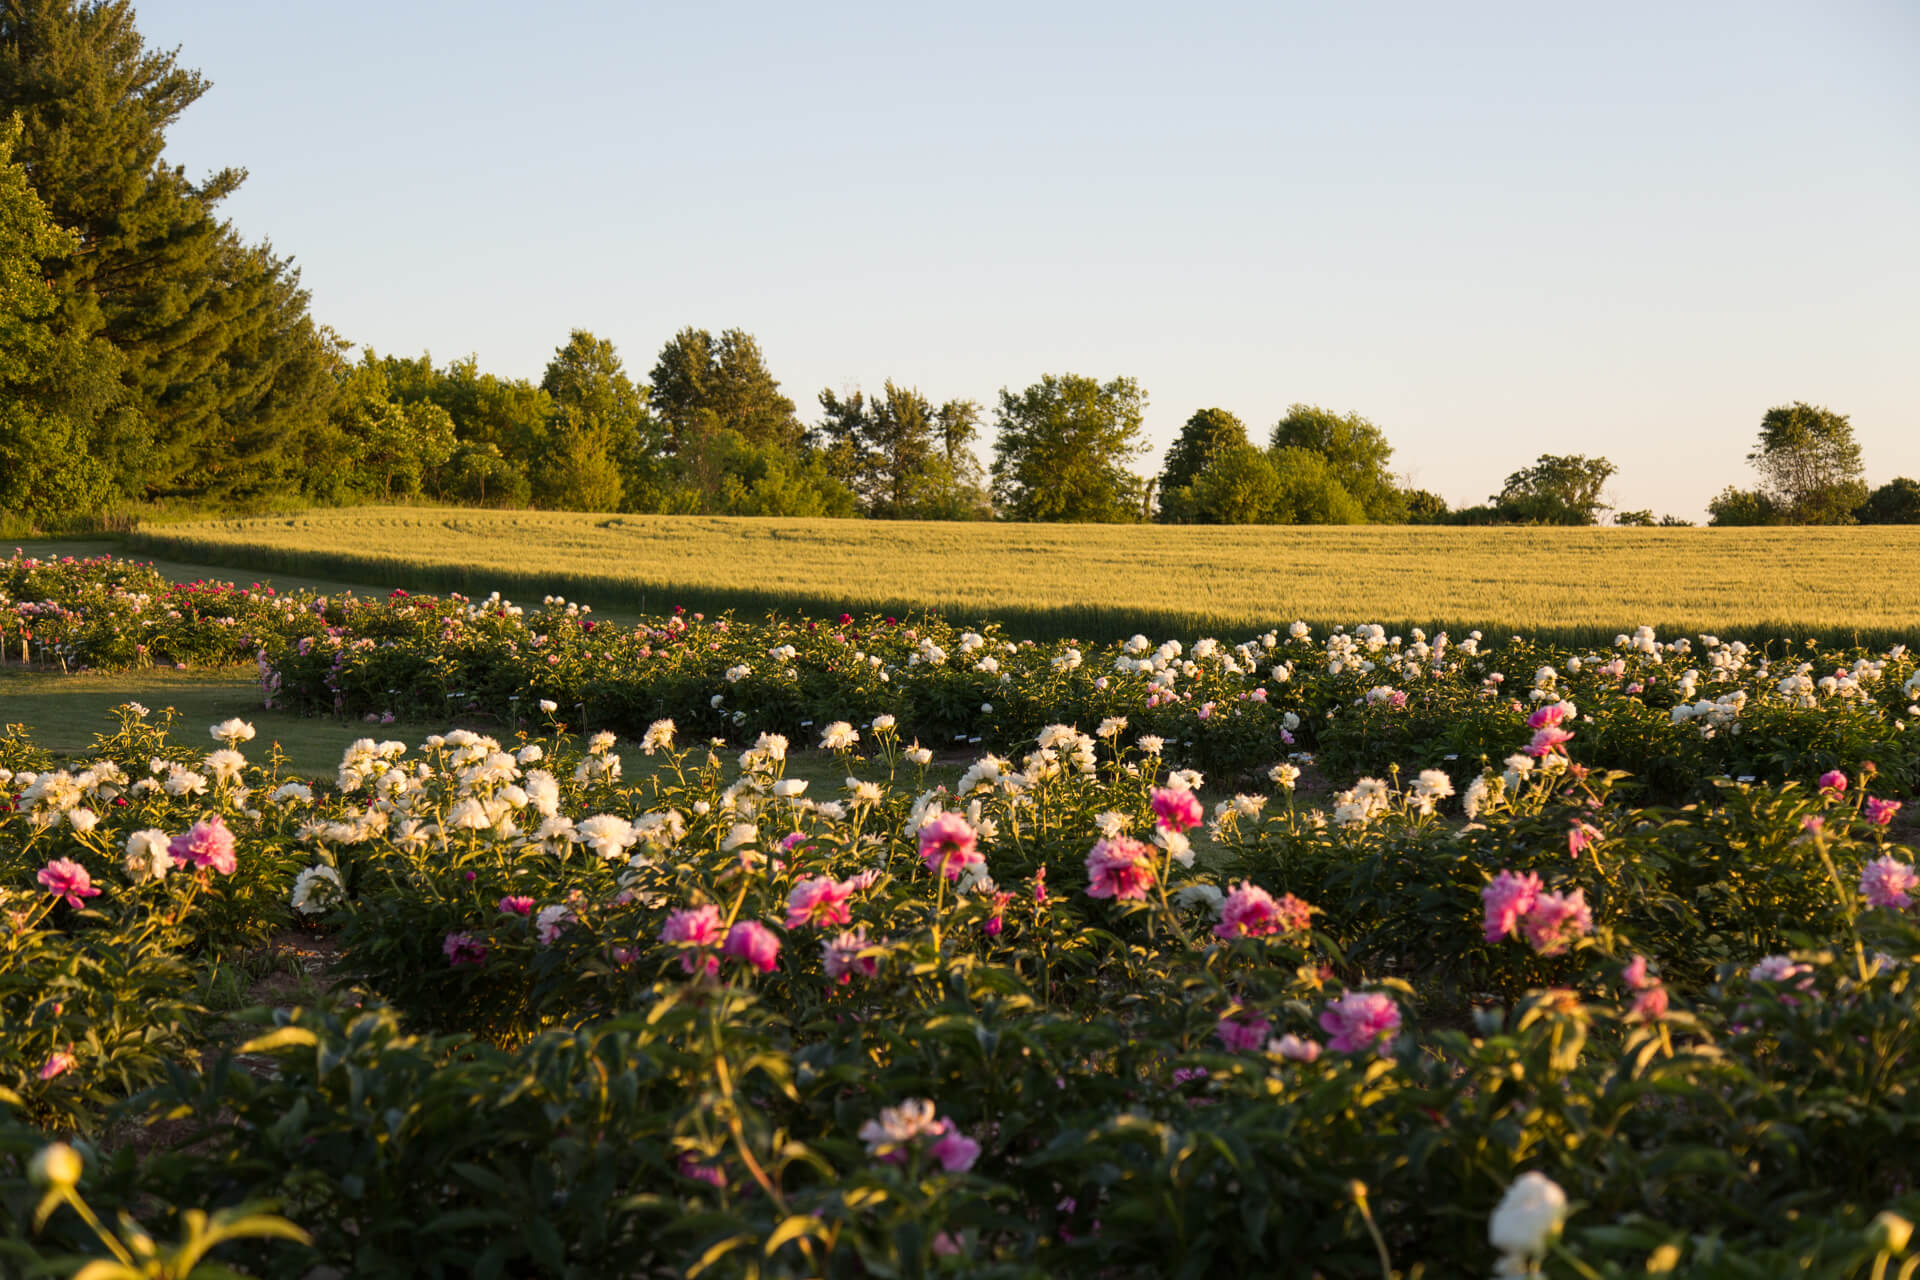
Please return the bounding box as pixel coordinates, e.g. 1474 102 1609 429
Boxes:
1856 477 1920 525
1268 404 1404 521
814 381 988 518
1494 453 1616 525
648 327 802 452
991 374 1149 522
1746 401 1867 524
1157 408 1249 511
535 330 652 512
0 113 124 519
0 0 332 500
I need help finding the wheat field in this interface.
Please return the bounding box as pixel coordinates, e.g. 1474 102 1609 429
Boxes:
127 508 1920 645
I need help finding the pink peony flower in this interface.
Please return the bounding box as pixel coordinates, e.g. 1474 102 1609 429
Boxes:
1084 836 1156 901
168 816 237 876
784 876 854 930
723 920 781 973
442 931 488 967
1818 769 1848 796
1525 726 1574 758
918 813 980 881
1801 815 1826 837
822 927 880 983
1621 954 1656 990
1215 1011 1271 1053
659 903 724 974
929 1120 981 1173
982 889 1014 936
37 858 101 910
1213 883 1314 939
1864 797 1903 828
1272 1033 1322 1062
1151 787 1204 833
1032 867 1048 904
1568 821 1602 859
1481 870 1543 943
1860 856 1918 910
1319 991 1402 1055
1522 888 1592 957
1628 985 1669 1022
39 1049 77 1080
1527 703 1570 730
498 895 534 916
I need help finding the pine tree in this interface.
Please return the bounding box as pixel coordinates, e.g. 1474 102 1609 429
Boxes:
0 0 332 499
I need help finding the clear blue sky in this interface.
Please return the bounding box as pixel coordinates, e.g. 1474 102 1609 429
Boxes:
143 0 1918 519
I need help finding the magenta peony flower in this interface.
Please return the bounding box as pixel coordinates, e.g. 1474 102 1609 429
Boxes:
1818 769 1848 796
37 858 101 910
1150 787 1204 834
39 1049 77 1080
1860 856 1918 911
1567 821 1602 859
498 895 535 916
1215 1011 1271 1053
1084 836 1156 901
1319 992 1402 1055
1522 889 1592 957
723 920 781 973
784 876 854 930
929 1120 981 1173
442 931 488 967
168 816 237 875
1864 797 1903 828
1481 870 1543 943
1527 703 1570 730
1628 985 1669 1022
917 813 980 881
1621 954 1655 991
659 903 724 974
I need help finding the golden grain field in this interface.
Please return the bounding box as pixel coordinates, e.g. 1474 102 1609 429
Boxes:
128 508 1920 644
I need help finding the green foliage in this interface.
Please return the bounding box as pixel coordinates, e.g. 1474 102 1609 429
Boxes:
991 374 1150 522
1267 405 1405 522
1494 453 1617 525
1857 477 1920 525
649 327 804 453
1746 402 1867 525
0 0 333 504
1402 488 1449 523
532 330 653 512
1706 485 1786 527
1157 408 1250 514
814 382 990 519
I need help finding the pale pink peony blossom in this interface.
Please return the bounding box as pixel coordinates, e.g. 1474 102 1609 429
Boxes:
784 876 854 930
1213 882 1312 939
1481 870 1543 943
1319 991 1402 1055
1525 726 1574 758
1084 836 1156 901
169 816 237 875
1861 856 1918 910
1522 889 1592 957
1272 1033 1322 1062
1215 1011 1271 1053
822 927 880 983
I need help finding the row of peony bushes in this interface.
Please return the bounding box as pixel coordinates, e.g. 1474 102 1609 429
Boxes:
2 704 1918 1276
10 551 1920 803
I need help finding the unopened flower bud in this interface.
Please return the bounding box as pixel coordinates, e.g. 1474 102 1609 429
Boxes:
28 1142 82 1189
1870 1211 1913 1256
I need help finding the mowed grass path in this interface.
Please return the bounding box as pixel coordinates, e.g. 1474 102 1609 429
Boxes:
130 508 1920 645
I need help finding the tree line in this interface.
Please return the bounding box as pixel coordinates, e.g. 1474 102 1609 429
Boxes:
2 1 1913 529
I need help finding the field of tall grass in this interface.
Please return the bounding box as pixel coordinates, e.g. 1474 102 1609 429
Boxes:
128 507 1920 645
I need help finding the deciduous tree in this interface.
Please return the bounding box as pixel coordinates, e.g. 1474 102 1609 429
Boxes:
1746 402 1867 524
990 374 1149 522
